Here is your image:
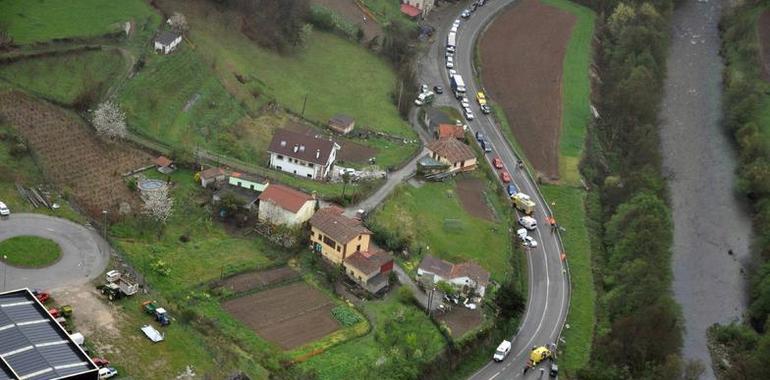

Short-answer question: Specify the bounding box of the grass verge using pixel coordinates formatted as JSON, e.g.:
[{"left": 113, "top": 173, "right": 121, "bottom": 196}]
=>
[{"left": 0, "top": 236, "right": 61, "bottom": 267}]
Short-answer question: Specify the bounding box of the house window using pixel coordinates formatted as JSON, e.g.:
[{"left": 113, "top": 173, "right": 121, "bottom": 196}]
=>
[
  {"left": 309, "top": 163, "right": 314, "bottom": 168},
  {"left": 293, "top": 170, "right": 297, "bottom": 174},
  {"left": 358, "top": 235, "right": 362, "bottom": 240},
  {"left": 276, "top": 165, "right": 282, "bottom": 170},
  {"left": 336, "top": 246, "right": 341, "bottom": 252},
  {"left": 250, "top": 184, "right": 254, "bottom": 190},
  {"left": 277, "top": 155, "right": 283, "bottom": 160},
  {"left": 307, "top": 174, "right": 312, "bottom": 178},
  {"left": 323, "top": 236, "right": 336, "bottom": 248},
  {"left": 310, "top": 231, "right": 315, "bottom": 237},
  {"left": 461, "top": 160, "right": 465, "bottom": 167},
  {"left": 237, "top": 181, "right": 242, "bottom": 187},
  {"left": 454, "top": 162, "right": 459, "bottom": 167},
  {"left": 356, "top": 244, "right": 361, "bottom": 252}
]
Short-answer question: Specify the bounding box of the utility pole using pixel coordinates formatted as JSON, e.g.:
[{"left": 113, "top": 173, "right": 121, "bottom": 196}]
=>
[
  {"left": 2, "top": 255, "right": 7, "bottom": 292},
  {"left": 301, "top": 94, "right": 309, "bottom": 117},
  {"left": 426, "top": 284, "right": 435, "bottom": 316},
  {"left": 102, "top": 210, "right": 108, "bottom": 237},
  {"left": 397, "top": 81, "right": 403, "bottom": 113}
]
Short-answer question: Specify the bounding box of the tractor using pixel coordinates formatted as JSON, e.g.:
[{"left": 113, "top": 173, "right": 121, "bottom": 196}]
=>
[
  {"left": 142, "top": 300, "right": 170, "bottom": 326},
  {"left": 48, "top": 305, "right": 73, "bottom": 318}
]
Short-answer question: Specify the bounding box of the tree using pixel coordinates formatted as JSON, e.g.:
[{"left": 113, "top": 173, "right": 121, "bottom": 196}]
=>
[
  {"left": 142, "top": 187, "right": 174, "bottom": 224},
  {"left": 168, "top": 12, "right": 189, "bottom": 33},
  {"left": 91, "top": 101, "right": 127, "bottom": 139},
  {"left": 495, "top": 280, "right": 525, "bottom": 320}
]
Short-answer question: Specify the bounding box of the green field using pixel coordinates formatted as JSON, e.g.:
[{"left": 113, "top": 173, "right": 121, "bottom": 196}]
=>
[
  {"left": 369, "top": 174, "right": 511, "bottom": 280},
  {"left": 0, "top": 236, "right": 61, "bottom": 267},
  {"left": 360, "top": 0, "right": 415, "bottom": 24},
  {"left": 541, "top": 0, "right": 595, "bottom": 185},
  {"left": 299, "top": 293, "right": 445, "bottom": 379},
  {"left": 0, "top": 50, "right": 127, "bottom": 105},
  {"left": 0, "top": 0, "right": 158, "bottom": 44},
  {"left": 541, "top": 185, "right": 594, "bottom": 373}
]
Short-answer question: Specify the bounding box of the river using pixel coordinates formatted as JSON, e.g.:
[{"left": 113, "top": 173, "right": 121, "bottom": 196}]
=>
[{"left": 659, "top": 0, "right": 753, "bottom": 378}]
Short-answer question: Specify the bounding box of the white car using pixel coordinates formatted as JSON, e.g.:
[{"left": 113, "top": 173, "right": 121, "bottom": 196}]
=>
[
  {"left": 420, "top": 84, "right": 428, "bottom": 93},
  {"left": 460, "top": 97, "right": 470, "bottom": 109},
  {"left": 446, "top": 56, "right": 454, "bottom": 69},
  {"left": 0, "top": 202, "right": 9, "bottom": 216},
  {"left": 518, "top": 216, "right": 537, "bottom": 230},
  {"left": 461, "top": 9, "right": 471, "bottom": 18},
  {"left": 493, "top": 340, "right": 512, "bottom": 362},
  {"left": 522, "top": 235, "right": 538, "bottom": 248},
  {"left": 451, "top": 25, "right": 458, "bottom": 33},
  {"left": 453, "top": 19, "right": 461, "bottom": 27},
  {"left": 448, "top": 69, "right": 457, "bottom": 79},
  {"left": 98, "top": 367, "right": 118, "bottom": 379},
  {"left": 446, "top": 45, "right": 456, "bottom": 54},
  {"left": 464, "top": 107, "right": 475, "bottom": 121}
]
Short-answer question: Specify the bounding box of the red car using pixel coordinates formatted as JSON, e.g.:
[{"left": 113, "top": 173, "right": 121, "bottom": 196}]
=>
[
  {"left": 500, "top": 171, "right": 511, "bottom": 183},
  {"left": 492, "top": 157, "right": 503, "bottom": 169},
  {"left": 91, "top": 358, "right": 110, "bottom": 368}
]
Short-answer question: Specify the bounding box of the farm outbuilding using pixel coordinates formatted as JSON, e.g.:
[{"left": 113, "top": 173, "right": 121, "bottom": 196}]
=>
[
  {"left": 328, "top": 114, "right": 356, "bottom": 135},
  {"left": 199, "top": 167, "right": 227, "bottom": 188},
  {"left": 0, "top": 289, "right": 99, "bottom": 380},
  {"left": 154, "top": 31, "right": 182, "bottom": 54},
  {"left": 257, "top": 184, "right": 316, "bottom": 227}
]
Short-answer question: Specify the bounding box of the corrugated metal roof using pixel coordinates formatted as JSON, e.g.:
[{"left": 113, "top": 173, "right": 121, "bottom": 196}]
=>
[{"left": 0, "top": 289, "right": 98, "bottom": 380}]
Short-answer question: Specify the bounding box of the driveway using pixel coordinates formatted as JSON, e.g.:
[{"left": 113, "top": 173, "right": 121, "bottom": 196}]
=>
[{"left": 0, "top": 213, "right": 111, "bottom": 291}]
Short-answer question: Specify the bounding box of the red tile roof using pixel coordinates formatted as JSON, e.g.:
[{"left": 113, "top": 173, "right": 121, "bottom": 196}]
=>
[
  {"left": 418, "top": 255, "right": 490, "bottom": 286},
  {"left": 427, "top": 137, "right": 475, "bottom": 163},
  {"left": 400, "top": 3, "right": 421, "bottom": 17},
  {"left": 258, "top": 184, "right": 314, "bottom": 213},
  {"left": 345, "top": 246, "right": 393, "bottom": 276},
  {"left": 310, "top": 207, "right": 371, "bottom": 243},
  {"left": 154, "top": 155, "right": 173, "bottom": 167},
  {"left": 437, "top": 124, "right": 465, "bottom": 139},
  {"left": 200, "top": 167, "right": 226, "bottom": 180}
]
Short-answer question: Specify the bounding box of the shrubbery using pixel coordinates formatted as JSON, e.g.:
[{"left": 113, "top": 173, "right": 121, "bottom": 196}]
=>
[{"left": 330, "top": 305, "right": 362, "bottom": 327}]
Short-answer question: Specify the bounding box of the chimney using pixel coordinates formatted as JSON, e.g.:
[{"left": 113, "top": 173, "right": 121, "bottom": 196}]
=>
[
  {"left": 299, "top": 145, "right": 305, "bottom": 152},
  {"left": 316, "top": 149, "right": 320, "bottom": 159},
  {"left": 293, "top": 144, "right": 298, "bottom": 153},
  {"left": 280, "top": 140, "right": 286, "bottom": 147}
]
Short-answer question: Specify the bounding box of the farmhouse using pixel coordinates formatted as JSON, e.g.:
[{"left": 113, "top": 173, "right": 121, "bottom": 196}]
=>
[
  {"left": 417, "top": 255, "right": 491, "bottom": 297},
  {"left": 436, "top": 123, "right": 466, "bottom": 140},
  {"left": 309, "top": 207, "right": 393, "bottom": 293},
  {"left": 267, "top": 129, "right": 340, "bottom": 180},
  {"left": 426, "top": 137, "right": 477, "bottom": 172},
  {"left": 0, "top": 288, "right": 100, "bottom": 380},
  {"left": 257, "top": 184, "right": 316, "bottom": 227},
  {"left": 154, "top": 31, "right": 182, "bottom": 54},
  {"left": 328, "top": 114, "right": 356, "bottom": 135},
  {"left": 199, "top": 167, "right": 227, "bottom": 188}
]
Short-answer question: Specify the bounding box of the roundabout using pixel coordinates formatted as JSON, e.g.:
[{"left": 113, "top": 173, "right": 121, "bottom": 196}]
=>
[{"left": 0, "top": 235, "right": 62, "bottom": 268}]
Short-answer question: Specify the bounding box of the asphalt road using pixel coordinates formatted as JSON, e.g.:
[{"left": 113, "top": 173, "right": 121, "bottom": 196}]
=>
[
  {"left": 415, "top": 1, "right": 571, "bottom": 379},
  {"left": 660, "top": 0, "right": 752, "bottom": 377},
  {"left": 0, "top": 213, "right": 110, "bottom": 291}
]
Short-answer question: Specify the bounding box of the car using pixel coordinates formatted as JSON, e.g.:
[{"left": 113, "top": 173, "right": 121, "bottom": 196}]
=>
[
  {"left": 479, "top": 139, "right": 492, "bottom": 153},
  {"left": 464, "top": 107, "right": 475, "bottom": 121},
  {"left": 446, "top": 45, "right": 456, "bottom": 54},
  {"left": 0, "top": 201, "right": 9, "bottom": 216},
  {"left": 550, "top": 363, "right": 559, "bottom": 377},
  {"left": 460, "top": 97, "right": 470, "bottom": 109},
  {"left": 461, "top": 9, "right": 471, "bottom": 18},
  {"left": 98, "top": 367, "right": 118, "bottom": 379},
  {"left": 522, "top": 235, "right": 538, "bottom": 248},
  {"left": 450, "top": 24, "right": 458, "bottom": 33},
  {"left": 500, "top": 171, "right": 511, "bottom": 183},
  {"left": 448, "top": 68, "right": 457, "bottom": 79},
  {"left": 480, "top": 104, "right": 492, "bottom": 114},
  {"left": 91, "top": 358, "right": 110, "bottom": 368},
  {"left": 446, "top": 56, "right": 454, "bottom": 69},
  {"left": 470, "top": 3, "right": 478, "bottom": 11},
  {"left": 475, "top": 131, "right": 484, "bottom": 142},
  {"left": 493, "top": 340, "right": 512, "bottom": 362},
  {"left": 517, "top": 228, "right": 528, "bottom": 239},
  {"left": 492, "top": 156, "right": 503, "bottom": 169},
  {"left": 507, "top": 183, "right": 519, "bottom": 196},
  {"left": 434, "top": 85, "right": 444, "bottom": 94},
  {"left": 420, "top": 84, "right": 428, "bottom": 93},
  {"left": 476, "top": 91, "right": 487, "bottom": 106},
  {"left": 446, "top": 49, "right": 454, "bottom": 58},
  {"left": 453, "top": 19, "right": 461, "bottom": 27},
  {"left": 519, "top": 216, "right": 538, "bottom": 230},
  {"left": 464, "top": 302, "right": 477, "bottom": 310}
]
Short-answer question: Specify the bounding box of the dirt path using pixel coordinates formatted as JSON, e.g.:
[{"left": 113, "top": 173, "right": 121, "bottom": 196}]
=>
[
  {"left": 758, "top": 9, "right": 770, "bottom": 81},
  {"left": 479, "top": 0, "right": 576, "bottom": 179},
  {"left": 660, "top": 0, "right": 753, "bottom": 377}
]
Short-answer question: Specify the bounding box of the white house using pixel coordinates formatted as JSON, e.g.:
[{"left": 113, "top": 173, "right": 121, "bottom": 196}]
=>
[
  {"left": 267, "top": 129, "right": 340, "bottom": 180},
  {"left": 228, "top": 172, "right": 269, "bottom": 192},
  {"left": 257, "top": 184, "right": 316, "bottom": 226},
  {"left": 417, "top": 255, "right": 490, "bottom": 297},
  {"left": 154, "top": 31, "right": 182, "bottom": 54}
]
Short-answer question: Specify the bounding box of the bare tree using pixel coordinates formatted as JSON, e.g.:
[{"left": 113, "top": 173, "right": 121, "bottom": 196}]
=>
[
  {"left": 168, "top": 12, "right": 189, "bottom": 33},
  {"left": 142, "top": 187, "right": 174, "bottom": 224},
  {"left": 91, "top": 101, "right": 127, "bottom": 139}
]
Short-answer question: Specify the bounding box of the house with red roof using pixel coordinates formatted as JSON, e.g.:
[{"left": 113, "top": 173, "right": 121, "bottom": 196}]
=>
[
  {"left": 257, "top": 184, "right": 316, "bottom": 226},
  {"left": 417, "top": 255, "right": 491, "bottom": 297}
]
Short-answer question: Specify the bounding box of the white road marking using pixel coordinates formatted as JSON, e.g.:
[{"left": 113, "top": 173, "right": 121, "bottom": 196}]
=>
[{"left": 489, "top": 371, "right": 501, "bottom": 380}]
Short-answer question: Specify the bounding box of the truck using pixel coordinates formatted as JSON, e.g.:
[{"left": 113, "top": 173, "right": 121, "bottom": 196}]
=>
[
  {"left": 493, "top": 340, "right": 512, "bottom": 362},
  {"left": 451, "top": 74, "right": 466, "bottom": 98},
  {"left": 98, "top": 271, "right": 139, "bottom": 300},
  {"left": 512, "top": 193, "right": 536, "bottom": 215},
  {"left": 447, "top": 32, "right": 456, "bottom": 49},
  {"left": 142, "top": 300, "right": 171, "bottom": 326},
  {"left": 414, "top": 91, "right": 435, "bottom": 106}
]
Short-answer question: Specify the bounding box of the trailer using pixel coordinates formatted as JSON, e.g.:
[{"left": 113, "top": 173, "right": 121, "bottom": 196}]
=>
[
  {"left": 98, "top": 271, "right": 139, "bottom": 300},
  {"left": 451, "top": 74, "right": 466, "bottom": 98},
  {"left": 447, "top": 32, "right": 457, "bottom": 48}
]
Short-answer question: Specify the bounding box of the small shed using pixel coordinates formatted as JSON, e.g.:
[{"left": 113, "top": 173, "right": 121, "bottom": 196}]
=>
[
  {"left": 154, "top": 31, "right": 182, "bottom": 54},
  {"left": 328, "top": 114, "right": 356, "bottom": 135},
  {"left": 154, "top": 156, "right": 175, "bottom": 174},
  {"left": 199, "top": 167, "right": 227, "bottom": 188}
]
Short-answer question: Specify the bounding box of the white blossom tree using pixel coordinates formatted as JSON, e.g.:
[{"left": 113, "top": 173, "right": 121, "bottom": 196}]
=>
[
  {"left": 91, "top": 101, "right": 127, "bottom": 139},
  {"left": 168, "top": 12, "right": 189, "bottom": 33},
  {"left": 142, "top": 187, "right": 174, "bottom": 224}
]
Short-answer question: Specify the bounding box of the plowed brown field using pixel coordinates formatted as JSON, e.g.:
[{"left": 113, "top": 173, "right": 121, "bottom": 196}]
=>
[{"left": 479, "top": 0, "right": 576, "bottom": 178}]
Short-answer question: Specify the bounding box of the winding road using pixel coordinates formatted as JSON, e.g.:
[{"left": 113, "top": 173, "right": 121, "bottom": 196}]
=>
[
  {"left": 0, "top": 213, "right": 110, "bottom": 291},
  {"left": 413, "top": 1, "right": 571, "bottom": 378}
]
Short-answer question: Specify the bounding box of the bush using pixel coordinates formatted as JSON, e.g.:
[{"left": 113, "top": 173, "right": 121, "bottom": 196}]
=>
[
  {"left": 330, "top": 305, "right": 362, "bottom": 327},
  {"left": 307, "top": 5, "right": 359, "bottom": 41}
]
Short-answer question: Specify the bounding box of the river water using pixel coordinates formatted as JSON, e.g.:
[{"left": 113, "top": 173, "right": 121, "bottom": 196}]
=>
[{"left": 659, "top": 0, "right": 753, "bottom": 378}]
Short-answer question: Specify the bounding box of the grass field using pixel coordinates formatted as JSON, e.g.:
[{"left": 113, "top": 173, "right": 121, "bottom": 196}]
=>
[
  {"left": 0, "top": 236, "right": 61, "bottom": 267},
  {"left": 0, "top": 49, "right": 127, "bottom": 105},
  {"left": 158, "top": 0, "right": 414, "bottom": 139},
  {"left": 0, "top": 0, "right": 158, "bottom": 44},
  {"left": 541, "top": 0, "right": 595, "bottom": 185},
  {"left": 299, "top": 293, "right": 445, "bottom": 379},
  {"left": 360, "top": 0, "right": 415, "bottom": 25},
  {"left": 369, "top": 174, "right": 511, "bottom": 280},
  {"left": 541, "top": 184, "right": 594, "bottom": 374}
]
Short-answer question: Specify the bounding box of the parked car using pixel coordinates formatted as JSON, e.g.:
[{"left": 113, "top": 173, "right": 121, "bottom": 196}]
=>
[
  {"left": 500, "top": 171, "right": 511, "bottom": 183},
  {"left": 507, "top": 183, "right": 519, "bottom": 196},
  {"left": 480, "top": 104, "right": 492, "bottom": 114},
  {"left": 446, "top": 45, "right": 456, "bottom": 54},
  {"left": 492, "top": 156, "right": 503, "bottom": 169},
  {"left": 420, "top": 84, "right": 428, "bottom": 93},
  {"left": 0, "top": 201, "right": 9, "bottom": 216},
  {"left": 446, "top": 56, "right": 454, "bottom": 69},
  {"left": 475, "top": 131, "right": 484, "bottom": 142},
  {"left": 450, "top": 24, "right": 458, "bottom": 33},
  {"left": 446, "top": 50, "right": 454, "bottom": 59},
  {"left": 448, "top": 68, "right": 457, "bottom": 79},
  {"left": 98, "top": 367, "right": 118, "bottom": 379},
  {"left": 453, "top": 19, "right": 461, "bottom": 27},
  {"left": 91, "top": 358, "right": 110, "bottom": 368},
  {"left": 550, "top": 363, "right": 559, "bottom": 377},
  {"left": 461, "top": 9, "right": 471, "bottom": 18},
  {"left": 480, "top": 139, "right": 492, "bottom": 153},
  {"left": 434, "top": 85, "right": 444, "bottom": 94},
  {"left": 460, "top": 96, "right": 470, "bottom": 109},
  {"left": 464, "top": 107, "right": 475, "bottom": 121},
  {"left": 493, "top": 340, "right": 512, "bottom": 362},
  {"left": 518, "top": 216, "right": 537, "bottom": 230},
  {"left": 522, "top": 235, "right": 538, "bottom": 248},
  {"left": 476, "top": 91, "right": 487, "bottom": 105}
]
